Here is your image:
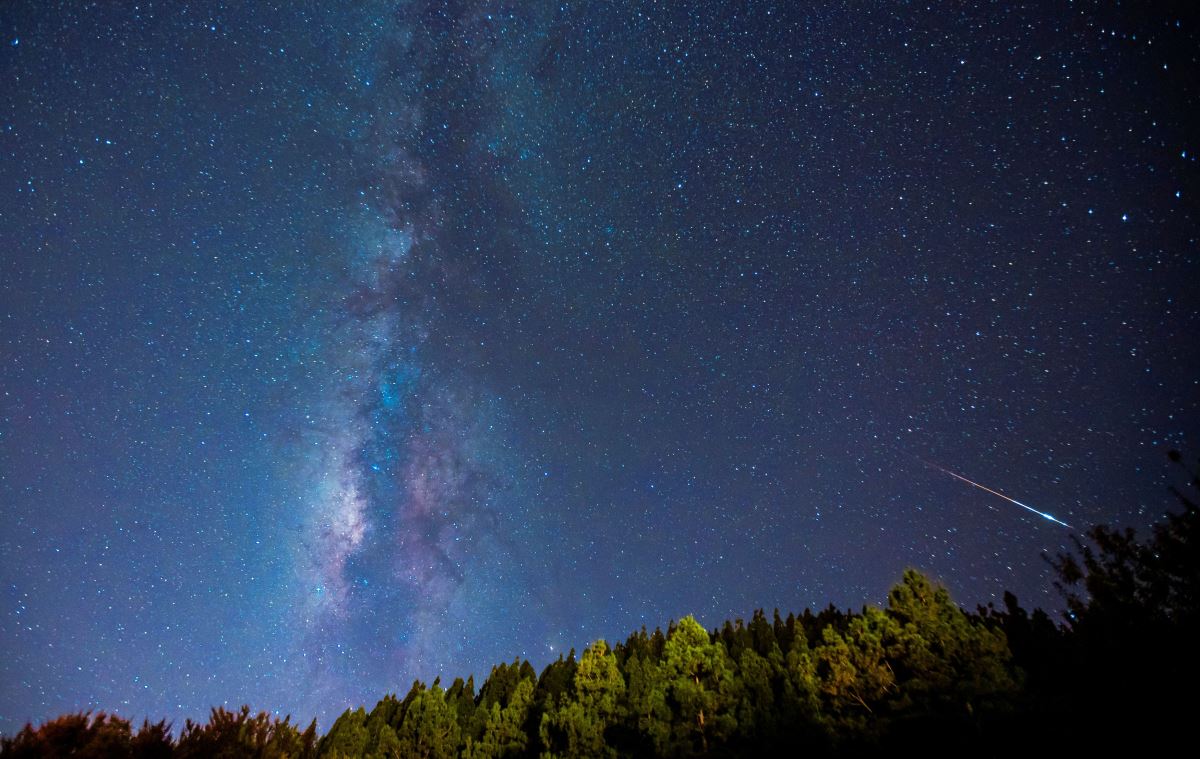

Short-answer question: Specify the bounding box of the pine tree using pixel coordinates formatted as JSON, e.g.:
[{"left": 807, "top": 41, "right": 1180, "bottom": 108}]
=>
[
  {"left": 618, "top": 651, "right": 671, "bottom": 755},
  {"left": 395, "top": 683, "right": 461, "bottom": 759},
  {"left": 813, "top": 609, "right": 897, "bottom": 731},
  {"left": 661, "top": 615, "right": 738, "bottom": 755},
  {"left": 886, "top": 569, "right": 1017, "bottom": 716},
  {"left": 318, "top": 707, "right": 369, "bottom": 758},
  {"left": 464, "top": 678, "right": 533, "bottom": 759},
  {"left": 539, "top": 640, "right": 626, "bottom": 758}
]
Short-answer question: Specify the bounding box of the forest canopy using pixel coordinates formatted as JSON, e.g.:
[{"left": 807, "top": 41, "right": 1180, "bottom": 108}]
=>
[{"left": 4, "top": 453, "right": 1197, "bottom": 757}]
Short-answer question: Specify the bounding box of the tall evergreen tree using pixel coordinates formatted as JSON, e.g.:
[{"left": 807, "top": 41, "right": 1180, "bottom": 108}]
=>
[
  {"left": 318, "top": 707, "right": 369, "bottom": 759},
  {"left": 886, "top": 569, "right": 1018, "bottom": 716},
  {"left": 395, "top": 683, "right": 461, "bottom": 759},
  {"left": 813, "top": 609, "right": 897, "bottom": 731},
  {"left": 540, "top": 640, "right": 625, "bottom": 758},
  {"left": 464, "top": 678, "right": 533, "bottom": 759},
  {"left": 660, "top": 616, "right": 737, "bottom": 755}
]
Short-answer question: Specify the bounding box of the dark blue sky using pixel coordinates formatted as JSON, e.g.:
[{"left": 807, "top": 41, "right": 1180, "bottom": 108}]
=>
[{"left": 2, "top": 0, "right": 1197, "bottom": 734}]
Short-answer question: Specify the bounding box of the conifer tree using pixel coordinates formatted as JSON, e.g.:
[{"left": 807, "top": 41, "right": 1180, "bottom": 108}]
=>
[
  {"left": 395, "top": 683, "right": 460, "bottom": 759},
  {"left": 318, "top": 707, "right": 369, "bottom": 758},
  {"left": 886, "top": 569, "right": 1017, "bottom": 715},
  {"left": 661, "top": 615, "right": 737, "bottom": 755},
  {"left": 464, "top": 678, "right": 533, "bottom": 759},
  {"left": 619, "top": 649, "right": 671, "bottom": 755},
  {"left": 814, "top": 612, "right": 896, "bottom": 730},
  {"left": 540, "top": 640, "right": 625, "bottom": 758}
]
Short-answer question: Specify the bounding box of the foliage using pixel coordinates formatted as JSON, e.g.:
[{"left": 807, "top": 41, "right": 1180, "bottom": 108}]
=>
[
  {"left": 0, "top": 712, "right": 172, "bottom": 759},
  {"left": 395, "top": 682, "right": 460, "bottom": 759},
  {"left": 5, "top": 453, "right": 1196, "bottom": 755},
  {"left": 175, "top": 706, "right": 316, "bottom": 759},
  {"left": 539, "top": 640, "right": 624, "bottom": 758},
  {"left": 1050, "top": 450, "right": 1199, "bottom": 633},
  {"left": 464, "top": 678, "right": 532, "bottom": 759}
]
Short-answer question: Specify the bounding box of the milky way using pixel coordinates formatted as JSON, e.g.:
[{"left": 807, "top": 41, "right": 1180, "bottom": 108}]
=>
[{"left": 289, "top": 2, "right": 551, "bottom": 710}]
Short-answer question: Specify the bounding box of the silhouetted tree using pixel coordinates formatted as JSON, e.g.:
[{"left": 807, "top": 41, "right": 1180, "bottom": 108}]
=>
[
  {"left": 176, "top": 705, "right": 314, "bottom": 759},
  {"left": 1040, "top": 450, "right": 1200, "bottom": 748}
]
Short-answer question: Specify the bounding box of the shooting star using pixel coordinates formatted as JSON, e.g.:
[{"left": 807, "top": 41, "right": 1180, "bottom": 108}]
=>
[{"left": 922, "top": 460, "right": 1071, "bottom": 528}]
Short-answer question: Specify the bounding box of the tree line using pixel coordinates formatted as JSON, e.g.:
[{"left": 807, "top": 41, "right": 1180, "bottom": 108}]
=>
[{"left": 4, "top": 451, "right": 1197, "bottom": 757}]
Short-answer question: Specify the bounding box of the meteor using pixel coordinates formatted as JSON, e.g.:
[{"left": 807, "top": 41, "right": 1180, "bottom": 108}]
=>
[{"left": 922, "top": 460, "right": 1071, "bottom": 528}]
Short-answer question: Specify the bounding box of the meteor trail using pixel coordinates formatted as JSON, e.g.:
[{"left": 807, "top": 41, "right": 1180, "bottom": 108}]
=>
[{"left": 922, "top": 460, "right": 1072, "bottom": 528}]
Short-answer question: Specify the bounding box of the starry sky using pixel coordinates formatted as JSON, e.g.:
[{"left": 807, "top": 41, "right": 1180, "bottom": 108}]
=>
[{"left": 1, "top": 0, "right": 1197, "bottom": 735}]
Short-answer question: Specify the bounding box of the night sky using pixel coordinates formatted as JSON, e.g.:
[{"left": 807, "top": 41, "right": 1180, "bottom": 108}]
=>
[{"left": 2, "top": 0, "right": 1197, "bottom": 735}]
